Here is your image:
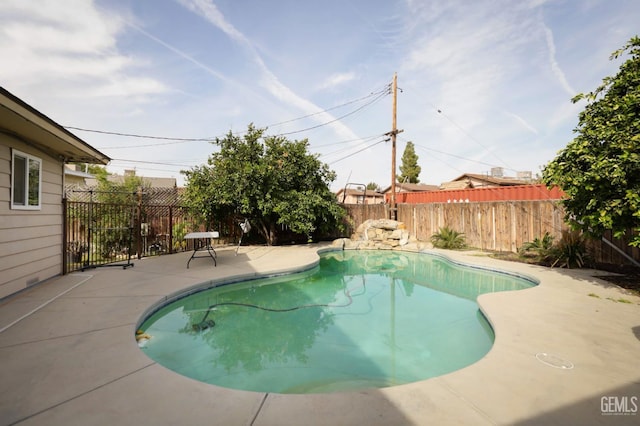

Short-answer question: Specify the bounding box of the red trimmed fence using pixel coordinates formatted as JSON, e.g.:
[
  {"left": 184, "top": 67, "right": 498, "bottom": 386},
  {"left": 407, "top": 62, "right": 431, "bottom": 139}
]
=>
[
  {"left": 388, "top": 184, "right": 564, "bottom": 204},
  {"left": 342, "top": 201, "right": 639, "bottom": 267}
]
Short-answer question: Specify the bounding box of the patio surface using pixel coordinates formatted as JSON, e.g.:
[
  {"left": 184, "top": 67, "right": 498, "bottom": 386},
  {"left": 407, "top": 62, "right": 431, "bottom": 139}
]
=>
[{"left": 1, "top": 244, "right": 639, "bottom": 425}]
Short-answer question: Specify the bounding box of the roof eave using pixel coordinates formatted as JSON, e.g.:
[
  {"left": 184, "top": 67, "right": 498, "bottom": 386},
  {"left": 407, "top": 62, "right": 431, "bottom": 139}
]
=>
[{"left": 0, "top": 87, "right": 110, "bottom": 165}]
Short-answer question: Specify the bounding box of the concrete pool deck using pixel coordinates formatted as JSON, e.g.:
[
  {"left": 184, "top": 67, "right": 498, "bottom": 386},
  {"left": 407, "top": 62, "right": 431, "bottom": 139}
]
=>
[{"left": 1, "top": 244, "right": 639, "bottom": 425}]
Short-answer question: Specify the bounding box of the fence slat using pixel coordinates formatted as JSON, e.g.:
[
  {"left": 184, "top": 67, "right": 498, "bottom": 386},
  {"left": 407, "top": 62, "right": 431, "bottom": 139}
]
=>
[
  {"left": 344, "top": 201, "right": 638, "bottom": 266},
  {"left": 64, "top": 195, "right": 208, "bottom": 274}
]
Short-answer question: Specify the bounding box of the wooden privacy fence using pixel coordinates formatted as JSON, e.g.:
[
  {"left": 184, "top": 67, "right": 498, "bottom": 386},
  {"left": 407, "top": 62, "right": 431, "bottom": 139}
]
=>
[
  {"left": 342, "top": 201, "right": 639, "bottom": 266},
  {"left": 343, "top": 203, "right": 388, "bottom": 233},
  {"left": 396, "top": 201, "right": 565, "bottom": 252}
]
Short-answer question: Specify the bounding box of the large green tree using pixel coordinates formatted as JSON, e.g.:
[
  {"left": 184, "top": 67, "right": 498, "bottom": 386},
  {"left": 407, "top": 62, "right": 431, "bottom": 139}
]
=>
[
  {"left": 68, "top": 163, "right": 144, "bottom": 203},
  {"left": 398, "top": 141, "right": 421, "bottom": 183},
  {"left": 542, "top": 36, "right": 640, "bottom": 246},
  {"left": 182, "top": 125, "right": 346, "bottom": 245},
  {"left": 366, "top": 182, "right": 380, "bottom": 192}
]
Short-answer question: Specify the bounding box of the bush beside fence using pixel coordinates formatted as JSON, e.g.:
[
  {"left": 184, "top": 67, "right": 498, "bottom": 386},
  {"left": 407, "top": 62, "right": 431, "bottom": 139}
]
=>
[{"left": 343, "top": 201, "right": 639, "bottom": 267}]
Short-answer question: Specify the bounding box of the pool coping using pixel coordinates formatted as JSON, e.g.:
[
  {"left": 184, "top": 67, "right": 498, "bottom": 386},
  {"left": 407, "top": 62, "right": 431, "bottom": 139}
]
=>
[
  {"left": 1, "top": 244, "right": 639, "bottom": 425},
  {"left": 136, "top": 247, "right": 527, "bottom": 393}
]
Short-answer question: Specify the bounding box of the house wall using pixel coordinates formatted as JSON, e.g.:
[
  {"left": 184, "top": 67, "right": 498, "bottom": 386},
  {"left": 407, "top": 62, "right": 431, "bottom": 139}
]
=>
[
  {"left": 0, "top": 135, "right": 64, "bottom": 299},
  {"left": 340, "top": 194, "right": 383, "bottom": 204}
]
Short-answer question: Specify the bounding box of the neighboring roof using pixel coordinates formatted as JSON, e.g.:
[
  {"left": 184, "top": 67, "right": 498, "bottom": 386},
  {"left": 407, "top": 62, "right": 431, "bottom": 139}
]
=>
[
  {"left": 0, "top": 87, "right": 110, "bottom": 164},
  {"left": 336, "top": 188, "right": 384, "bottom": 203},
  {"left": 85, "top": 174, "right": 177, "bottom": 188},
  {"left": 381, "top": 183, "right": 440, "bottom": 193},
  {"left": 447, "top": 173, "right": 528, "bottom": 187},
  {"left": 335, "top": 188, "right": 383, "bottom": 196},
  {"left": 138, "top": 176, "right": 176, "bottom": 188},
  {"left": 440, "top": 180, "right": 473, "bottom": 190}
]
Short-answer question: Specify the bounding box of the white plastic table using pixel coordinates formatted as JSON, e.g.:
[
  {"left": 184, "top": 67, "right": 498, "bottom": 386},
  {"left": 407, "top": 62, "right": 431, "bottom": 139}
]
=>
[{"left": 184, "top": 231, "right": 219, "bottom": 268}]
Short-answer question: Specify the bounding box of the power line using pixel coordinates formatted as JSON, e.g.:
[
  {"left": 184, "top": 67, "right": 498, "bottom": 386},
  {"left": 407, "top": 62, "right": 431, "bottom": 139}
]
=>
[
  {"left": 65, "top": 127, "right": 215, "bottom": 142},
  {"left": 268, "top": 85, "right": 390, "bottom": 128},
  {"left": 318, "top": 135, "right": 382, "bottom": 160},
  {"left": 106, "top": 133, "right": 386, "bottom": 172},
  {"left": 97, "top": 139, "right": 214, "bottom": 150},
  {"left": 110, "top": 158, "right": 196, "bottom": 168},
  {"left": 433, "top": 107, "right": 512, "bottom": 169},
  {"left": 327, "top": 138, "right": 388, "bottom": 165},
  {"left": 275, "top": 90, "right": 389, "bottom": 137},
  {"left": 65, "top": 86, "right": 390, "bottom": 148},
  {"left": 407, "top": 137, "right": 561, "bottom": 213},
  {"left": 107, "top": 165, "right": 184, "bottom": 174},
  {"left": 311, "top": 133, "right": 387, "bottom": 149},
  {"left": 399, "top": 83, "right": 520, "bottom": 172},
  {"left": 411, "top": 141, "right": 502, "bottom": 170},
  {"left": 104, "top": 132, "right": 387, "bottom": 151},
  {"left": 405, "top": 90, "right": 516, "bottom": 171}
]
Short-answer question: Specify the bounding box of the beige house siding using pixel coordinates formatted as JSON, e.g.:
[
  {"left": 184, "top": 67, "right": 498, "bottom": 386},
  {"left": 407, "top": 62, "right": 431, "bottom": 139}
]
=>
[{"left": 0, "top": 135, "right": 64, "bottom": 299}]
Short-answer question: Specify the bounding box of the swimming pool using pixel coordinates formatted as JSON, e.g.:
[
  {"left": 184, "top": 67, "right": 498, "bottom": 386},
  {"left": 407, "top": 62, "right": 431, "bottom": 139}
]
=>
[{"left": 138, "top": 250, "right": 536, "bottom": 394}]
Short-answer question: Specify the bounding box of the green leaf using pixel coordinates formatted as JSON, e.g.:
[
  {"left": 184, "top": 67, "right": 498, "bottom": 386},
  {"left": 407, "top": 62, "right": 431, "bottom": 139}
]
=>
[
  {"left": 542, "top": 36, "right": 640, "bottom": 247},
  {"left": 181, "top": 125, "right": 346, "bottom": 244}
]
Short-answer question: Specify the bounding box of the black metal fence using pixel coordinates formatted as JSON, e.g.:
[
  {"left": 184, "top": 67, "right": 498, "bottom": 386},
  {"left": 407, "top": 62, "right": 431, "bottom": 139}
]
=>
[
  {"left": 62, "top": 185, "right": 348, "bottom": 274},
  {"left": 63, "top": 187, "right": 211, "bottom": 274},
  {"left": 64, "top": 199, "right": 135, "bottom": 272}
]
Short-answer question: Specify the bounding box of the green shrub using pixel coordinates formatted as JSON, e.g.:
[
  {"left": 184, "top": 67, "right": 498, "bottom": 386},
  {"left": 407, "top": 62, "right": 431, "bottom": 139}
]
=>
[
  {"left": 519, "top": 232, "right": 554, "bottom": 261},
  {"left": 172, "top": 222, "right": 188, "bottom": 252},
  {"left": 519, "top": 230, "right": 589, "bottom": 268},
  {"left": 431, "top": 227, "right": 466, "bottom": 249},
  {"left": 550, "top": 230, "right": 589, "bottom": 269}
]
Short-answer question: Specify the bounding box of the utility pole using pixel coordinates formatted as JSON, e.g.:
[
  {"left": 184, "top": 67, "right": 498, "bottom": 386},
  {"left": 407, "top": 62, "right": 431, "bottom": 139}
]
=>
[{"left": 387, "top": 73, "right": 403, "bottom": 220}]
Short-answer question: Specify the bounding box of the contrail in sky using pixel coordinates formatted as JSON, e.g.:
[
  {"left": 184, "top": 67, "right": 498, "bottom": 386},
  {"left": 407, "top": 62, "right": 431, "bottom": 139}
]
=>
[{"left": 176, "top": 0, "right": 362, "bottom": 142}]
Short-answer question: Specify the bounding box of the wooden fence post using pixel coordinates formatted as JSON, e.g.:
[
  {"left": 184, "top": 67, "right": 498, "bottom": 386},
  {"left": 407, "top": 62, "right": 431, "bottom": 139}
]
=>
[{"left": 342, "top": 201, "right": 636, "bottom": 264}]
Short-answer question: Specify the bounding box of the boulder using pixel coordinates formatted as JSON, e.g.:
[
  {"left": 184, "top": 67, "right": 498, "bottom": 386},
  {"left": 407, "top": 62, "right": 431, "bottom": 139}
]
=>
[{"left": 341, "top": 219, "right": 411, "bottom": 250}]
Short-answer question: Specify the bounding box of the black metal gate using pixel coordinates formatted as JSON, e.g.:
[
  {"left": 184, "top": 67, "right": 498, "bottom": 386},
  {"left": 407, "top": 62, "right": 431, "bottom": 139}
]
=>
[
  {"left": 63, "top": 187, "right": 211, "bottom": 274},
  {"left": 64, "top": 190, "right": 135, "bottom": 272}
]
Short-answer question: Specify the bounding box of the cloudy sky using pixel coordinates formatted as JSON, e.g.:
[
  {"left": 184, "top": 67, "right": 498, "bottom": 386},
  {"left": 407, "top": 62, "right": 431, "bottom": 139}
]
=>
[{"left": 1, "top": 0, "right": 638, "bottom": 190}]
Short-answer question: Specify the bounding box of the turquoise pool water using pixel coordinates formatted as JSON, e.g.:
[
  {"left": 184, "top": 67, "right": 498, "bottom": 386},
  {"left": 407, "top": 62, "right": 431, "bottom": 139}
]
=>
[{"left": 139, "top": 250, "right": 536, "bottom": 394}]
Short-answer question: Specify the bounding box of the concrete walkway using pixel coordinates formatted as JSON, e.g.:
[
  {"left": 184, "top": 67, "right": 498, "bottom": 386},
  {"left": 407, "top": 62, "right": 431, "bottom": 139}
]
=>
[{"left": 0, "top": 245, "right": 638, "bottom": 425}]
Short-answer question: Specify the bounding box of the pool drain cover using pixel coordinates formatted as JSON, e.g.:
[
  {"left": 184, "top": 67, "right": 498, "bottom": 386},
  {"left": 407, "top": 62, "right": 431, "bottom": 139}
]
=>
[{"left": 535, "top": 352, "right": 574, "bottom": 369}]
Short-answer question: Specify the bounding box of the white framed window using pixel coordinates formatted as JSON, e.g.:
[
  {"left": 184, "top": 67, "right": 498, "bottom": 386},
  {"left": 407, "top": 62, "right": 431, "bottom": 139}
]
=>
[{"left": 11, "top": 149, "right": 42, "bottom": 210}]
